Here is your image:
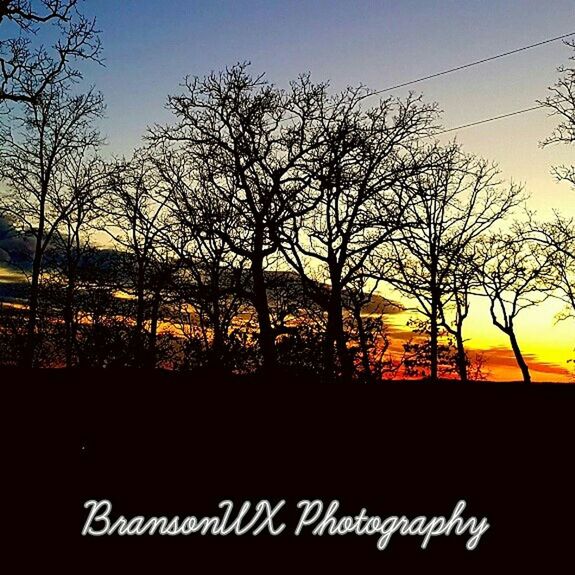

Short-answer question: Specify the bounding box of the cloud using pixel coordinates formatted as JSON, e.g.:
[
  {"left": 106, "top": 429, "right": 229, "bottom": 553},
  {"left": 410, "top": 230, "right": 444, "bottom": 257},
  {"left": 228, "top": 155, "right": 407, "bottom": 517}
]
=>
[{"left": 0, "top": 216, "right": 34, "bottom": 266}]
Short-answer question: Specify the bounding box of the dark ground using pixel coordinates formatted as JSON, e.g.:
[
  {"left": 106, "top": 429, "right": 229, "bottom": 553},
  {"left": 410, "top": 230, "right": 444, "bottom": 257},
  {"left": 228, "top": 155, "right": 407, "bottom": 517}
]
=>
[{"left": 11, "top": 368, "right": 575, "bottom": 572}]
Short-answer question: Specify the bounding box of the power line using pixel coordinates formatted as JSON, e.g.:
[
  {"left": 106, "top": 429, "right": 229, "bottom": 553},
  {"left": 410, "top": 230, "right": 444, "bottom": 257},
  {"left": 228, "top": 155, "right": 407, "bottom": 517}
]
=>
[
  {"left": 332, "top": 32, "right": 572, "bottom": 133},
  {"left": 437, "top": 104, "right": 545, "bottom": 135},
  {"left": 368, "top": 32, "right": 574, "bottom": 97},
  {"left": 268, "top": 32, "right": 572, "bottom": 131}
]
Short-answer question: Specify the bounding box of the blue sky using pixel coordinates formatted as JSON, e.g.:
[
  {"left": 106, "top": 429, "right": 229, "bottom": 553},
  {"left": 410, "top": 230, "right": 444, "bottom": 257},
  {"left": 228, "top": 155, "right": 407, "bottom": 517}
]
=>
[{"left": 78, "top": 0, "right": 574, "bottom": 218}]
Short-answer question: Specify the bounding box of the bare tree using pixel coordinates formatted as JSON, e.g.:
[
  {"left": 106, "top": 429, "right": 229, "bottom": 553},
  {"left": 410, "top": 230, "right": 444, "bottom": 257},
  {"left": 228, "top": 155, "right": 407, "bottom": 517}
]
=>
[
  {"left": 150, "top": 63, "right": 327, "bottom": 373},
  {"left": 42, "top": 151, "right": 107, "bottom": 366},
  {"left": 151, "top": 145, "right": 249, "bottom": 369},
  {"left": 281, "top": 87, "right": 439, "bottom": 381},
  {"left": 526, "top": 213, "right": 575, "bottom": 321},
  {"left": 0, "top": 0, "right": 101, "bottom": 105},
  {"left": 342, "top": 274, "right": 394, "bottom": 382},
  {"left": 438, "top": 246, "right": 479, "bottom": 382},
  {"left": 376, "top": 144, "right": 524, "bottom": 381},
  {"left": 539, "top": 39, "right": 575, "bottom": 188},
  {"left": 0, "top": 81, "right": 104, "bottom": 366},
  {"left": 475, "top": 231, "right": 555, "bottom": 384},
  {"left": 102, "top": 150, "right": 174, "bottom": 368}
]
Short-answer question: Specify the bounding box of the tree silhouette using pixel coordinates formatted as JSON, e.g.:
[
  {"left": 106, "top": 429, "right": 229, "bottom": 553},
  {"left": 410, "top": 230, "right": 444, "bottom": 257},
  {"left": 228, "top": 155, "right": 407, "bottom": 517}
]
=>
[
  {"left": 438, "top": 248, "right": 477, "bottom": 382},
  {"left": 401, "top": 317, "right": 459, "bottom": 379},
  {"left": 102, "top": 151, "right": 174, "bottom": 368},
  {"left": 281, "top": 86, "right": 438, "bottom": 381},
  {"left": 342, "top": 275, "right": 393, "bottom": 382},
  {"left": 0, "top": 81, "right": 104, "bottom": 366},
  {"left": 475, "top": 231, "right": 554, "bottom": 384},
  {"left": 0, "top": 50, "right": 570, "bottom": 382},
  {"left": 151, "top": 144, "right": 250, "bottom": 370},
  {"left": 40, "top": 152, "right": 107, "bottom": 366},
  {"left": 150, "top": 63, "right": 327, "bottom": 373},
  {"left": 72, "top": 250, "right": 135, "bottom": 368},
  {"left": 374, "top": 144, "right": 524, "bottom": 381}
]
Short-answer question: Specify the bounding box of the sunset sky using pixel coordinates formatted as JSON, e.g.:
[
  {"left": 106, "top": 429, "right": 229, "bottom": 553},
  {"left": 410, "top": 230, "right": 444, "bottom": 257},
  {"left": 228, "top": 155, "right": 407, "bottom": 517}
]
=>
[{"left": 78, "top": 1, "right": 574, "bottom": 380}]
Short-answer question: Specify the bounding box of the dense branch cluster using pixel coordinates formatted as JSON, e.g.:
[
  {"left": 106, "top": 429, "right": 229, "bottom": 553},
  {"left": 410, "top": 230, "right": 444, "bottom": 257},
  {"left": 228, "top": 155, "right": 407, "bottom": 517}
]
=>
[
  {"left": 0, "top": 0, "right": 101, "bottom": 105},
  {"left": 540, "top": 39, "right": 575, "bottom": 189}
]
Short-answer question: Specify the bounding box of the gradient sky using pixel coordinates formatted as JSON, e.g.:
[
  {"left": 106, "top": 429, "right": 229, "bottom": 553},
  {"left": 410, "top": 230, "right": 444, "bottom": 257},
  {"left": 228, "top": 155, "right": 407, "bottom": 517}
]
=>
[{"left": 77, "top": 0, "right": 574, "bottom": 380}]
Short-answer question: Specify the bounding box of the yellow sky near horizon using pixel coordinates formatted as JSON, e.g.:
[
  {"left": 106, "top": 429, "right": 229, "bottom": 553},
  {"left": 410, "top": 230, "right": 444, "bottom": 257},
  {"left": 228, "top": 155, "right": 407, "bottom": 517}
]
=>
[{"left": 382, "top": 296, "right": 574, "bottom": 382}]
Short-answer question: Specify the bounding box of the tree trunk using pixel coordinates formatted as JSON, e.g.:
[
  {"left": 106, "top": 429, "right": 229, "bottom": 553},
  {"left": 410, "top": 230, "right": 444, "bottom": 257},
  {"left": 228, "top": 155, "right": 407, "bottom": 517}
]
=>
[
  {"left": 508, "top": 328, "right": 531, "bottom": 384},
  {"left": 455, "top": 328, "right": 468, "bottom": 383},
  {"left": 210, "top": 290, "right": 225, "bottom": 368},
  {"left": 211, "top": 320, "right": 225, "bottom": 367},
  {"left": 354, "top": 305, "right": 372, "bottom": 382},
  {"left": 251, "top": 251, "right": 277, "bottom": 373},
  {"left": 22, "top": 252, "right": 42, "bottom": 367},
  {"left": 325, "top": 283, "right": 352, "bottom": 382},
  {"left": 430, "top": 297, "right": 439, "bottom": 382},
  {"left": 209, "top": 269, "right": 225, "bottom": 367},
  {"left": 323, "top": 313, "right": 337, "bottom": 382},
  {"left": 134, "top": 263, "right": 146, "bottom": 367},
  {"left": 21, "top": 205, "right": 46, "bottom": 368},
  {"left": 64, "top": 274, "right": 76, "bottom": 368},
  {"left": 147, "top": 289, "right": 161, "bottom": 369}
]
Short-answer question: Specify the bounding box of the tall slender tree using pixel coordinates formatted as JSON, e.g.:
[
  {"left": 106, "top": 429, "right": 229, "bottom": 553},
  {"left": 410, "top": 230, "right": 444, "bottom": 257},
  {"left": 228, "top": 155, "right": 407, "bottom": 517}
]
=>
[
  {"left": 0, "top": 81, "right": 104, "bottom": 366},
  {"left": 44, "top": 151, "right": 107, "bottom": 367},
  {"left": 475, "top": 231, "right": 555, "bottom": 384},
  {"left": 102, "top": 151, "right": 174, "bottom": 368},
  {"left": 151, "top": 145, "right": 249, "bottom": 369}
]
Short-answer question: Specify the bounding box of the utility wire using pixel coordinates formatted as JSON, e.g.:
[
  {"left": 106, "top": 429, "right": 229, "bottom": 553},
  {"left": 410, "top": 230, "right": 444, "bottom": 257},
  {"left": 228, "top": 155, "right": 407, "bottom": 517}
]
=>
[
  {"left": 437, "top": 104, "right": 546, "bottom": 135},
  {"left": 368, "top": 32, "right": 574, "bottom": 97},
  {"left": 257, "top": 32, "right": 572, "bottom": 132},
  {"left": 276, "top": 32, "right": 573, "bottom": 128},
  {"left": 322, "top": 33, "right": 572, "bottom": 133}
]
